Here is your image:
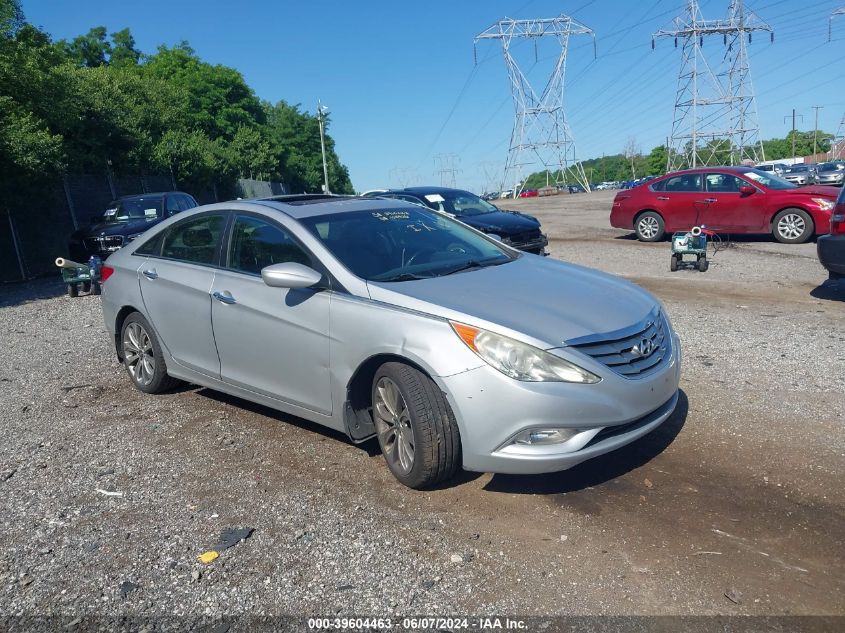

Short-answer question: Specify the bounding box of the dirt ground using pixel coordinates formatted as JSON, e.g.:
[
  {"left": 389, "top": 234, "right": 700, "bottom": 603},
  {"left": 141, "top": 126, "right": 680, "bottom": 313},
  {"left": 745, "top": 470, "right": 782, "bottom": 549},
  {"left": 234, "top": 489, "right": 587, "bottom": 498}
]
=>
[{"left": 1, "top": 190, "right": 843, "bottom": 626}]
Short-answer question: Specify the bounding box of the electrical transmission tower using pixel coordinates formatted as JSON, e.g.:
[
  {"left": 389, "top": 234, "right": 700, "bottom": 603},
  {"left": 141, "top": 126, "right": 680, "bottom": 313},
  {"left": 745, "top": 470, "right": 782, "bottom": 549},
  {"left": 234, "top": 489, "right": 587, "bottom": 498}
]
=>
[
  {"left": 832, "top": 7, "right": 845, "bottom": 41},
  {"left": 653, "top": 0, "right": 772, "bottom": 170},
  {"left": 474, "top": 16, "right": 594, "bottom": 195},
  {"left": 433, "top": 153, "right": 461, "bottom": 188}
]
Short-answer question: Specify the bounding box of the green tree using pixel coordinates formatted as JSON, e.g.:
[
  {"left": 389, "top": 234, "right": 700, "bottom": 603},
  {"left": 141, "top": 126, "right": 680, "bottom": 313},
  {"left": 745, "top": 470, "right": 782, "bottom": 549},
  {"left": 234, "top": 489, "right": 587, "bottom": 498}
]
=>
[
  {"left": 109, "top": 28, "right": 141, "bottom": 66},
  {"left": 62, "top": 26, "right": 111, "bottom": 67}
]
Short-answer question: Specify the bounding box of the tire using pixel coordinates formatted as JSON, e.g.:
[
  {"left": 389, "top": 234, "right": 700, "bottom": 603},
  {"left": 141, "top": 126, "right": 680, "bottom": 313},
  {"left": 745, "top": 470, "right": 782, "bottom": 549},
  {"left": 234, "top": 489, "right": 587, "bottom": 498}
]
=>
[
  {"left": 91, "top": 281, "right": 101, "bottom": 296},
  {"left": 635, "top": 211, "right": 665, "bottom": 242},
  {"left": 698, "top": 258, "right": 709, "bottom": 272},
  {"left": 120, "top": 312, "right": 180, "bottom": 394},
  {"left": 67, "top": 284, "right": 78, "bottom": 298},
  {"left": 371, "top": 362, "right": 461, "bottom": 489},
  {"left": 772, "top": 208, "right": 814, "bottom": 244},
  {"left": 670, "top": 255, "right": 678, "bottom": 272},
  {"left": 81, "top": 281, "right": 91, "bottom": 293}
]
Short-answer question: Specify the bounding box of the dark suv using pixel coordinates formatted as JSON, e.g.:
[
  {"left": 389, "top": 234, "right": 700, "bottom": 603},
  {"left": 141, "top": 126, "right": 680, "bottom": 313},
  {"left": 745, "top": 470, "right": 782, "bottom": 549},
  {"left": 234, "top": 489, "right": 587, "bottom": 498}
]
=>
[
  {"left": 362, "top": 186, "right": 548, "bottom": 254},
  {"left": 68, "top": 192, "right": 198, "bottom": 260}
]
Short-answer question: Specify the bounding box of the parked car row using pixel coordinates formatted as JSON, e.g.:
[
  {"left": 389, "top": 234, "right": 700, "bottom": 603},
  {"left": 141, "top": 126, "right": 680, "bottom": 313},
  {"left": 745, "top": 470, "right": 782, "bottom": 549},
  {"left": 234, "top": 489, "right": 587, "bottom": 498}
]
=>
[{"left": 779, "top": 161, "right": 845, "bottom": 187}]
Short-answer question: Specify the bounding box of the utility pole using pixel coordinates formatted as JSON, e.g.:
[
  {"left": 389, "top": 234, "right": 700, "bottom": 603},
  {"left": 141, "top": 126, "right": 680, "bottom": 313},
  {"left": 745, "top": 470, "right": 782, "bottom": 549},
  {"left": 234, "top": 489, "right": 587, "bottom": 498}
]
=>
[
  {"left": 830, "top": 7, "right": 845, "bottom": 41},
  {"left": 653, "top": 0, "right": 772, "bottom": 170},
  {"left": 784, "top": 109, "right": 803, "bottom": 160},
  {"left": 474, "top": 15, "right": 596, "bottom": 194},
  {"left": 812, "top": 105, "right": 824, "bottom": 158},
  {"left": 317, "top": 100, "right": 330, "bottom": 194}
]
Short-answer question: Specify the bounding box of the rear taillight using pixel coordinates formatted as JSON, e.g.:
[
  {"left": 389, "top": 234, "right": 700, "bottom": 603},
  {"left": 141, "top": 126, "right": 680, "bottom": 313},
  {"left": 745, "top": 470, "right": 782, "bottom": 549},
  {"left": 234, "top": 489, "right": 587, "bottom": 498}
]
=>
[
  {"left": 100, "top": 265, "right": 115, "bottom": 283},
  {"left": 831, "top": 204, "right": 845, "bottom": 235}
]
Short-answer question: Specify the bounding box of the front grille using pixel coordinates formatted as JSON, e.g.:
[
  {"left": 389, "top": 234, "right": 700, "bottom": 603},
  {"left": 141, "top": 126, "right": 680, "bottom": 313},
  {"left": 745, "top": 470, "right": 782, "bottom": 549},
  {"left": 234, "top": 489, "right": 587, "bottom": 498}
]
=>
[
  {"left": 84, "top": 235, "right": 124, "bottom": 252},
  {"left": 505, "top": 229, "right": 542, "bottom": 245},
  {"left": 567, "top": 310, "right": 670, "bottom": 378}
]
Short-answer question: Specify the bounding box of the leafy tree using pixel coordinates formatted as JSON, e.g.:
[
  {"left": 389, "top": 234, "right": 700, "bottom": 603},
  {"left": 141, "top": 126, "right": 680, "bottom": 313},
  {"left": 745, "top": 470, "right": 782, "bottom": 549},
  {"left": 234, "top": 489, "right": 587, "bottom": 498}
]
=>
[
  {"left": 62, "top": 26, "right": 111, "bottom": 67},
  {"left": 110, "top": 28, "right": 141, "bottom": 67},
  {"left": 0, "top": 0, "right": 23, "bottom": 39}
]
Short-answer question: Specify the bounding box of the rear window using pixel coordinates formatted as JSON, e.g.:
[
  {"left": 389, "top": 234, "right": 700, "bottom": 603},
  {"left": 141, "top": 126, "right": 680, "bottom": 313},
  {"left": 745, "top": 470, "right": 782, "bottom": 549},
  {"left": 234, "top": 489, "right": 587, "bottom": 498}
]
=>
[{"left": 161, "top": 214, "right": 226, "bottom": 265}]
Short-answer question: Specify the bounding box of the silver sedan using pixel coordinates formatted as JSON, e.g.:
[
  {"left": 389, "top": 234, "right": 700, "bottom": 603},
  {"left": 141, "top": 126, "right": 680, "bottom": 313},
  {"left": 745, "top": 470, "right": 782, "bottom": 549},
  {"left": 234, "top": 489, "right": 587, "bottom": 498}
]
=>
[{"left": 99, "top": 195, "right": 681, "bottom": 488}]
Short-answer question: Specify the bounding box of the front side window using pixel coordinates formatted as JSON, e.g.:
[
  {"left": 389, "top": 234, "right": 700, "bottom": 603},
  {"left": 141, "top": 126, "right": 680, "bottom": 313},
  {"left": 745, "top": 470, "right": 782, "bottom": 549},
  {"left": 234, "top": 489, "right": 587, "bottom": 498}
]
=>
[
  {"left": 301, "top": 206, "right": 514, "bottom": 282},
  {"left": 161, "top": 214, "right": 226, "bottom": 265},
  {"left": 705, "top": 173, "right": 745, "bottom": 193},
  {"left": 227, "top": 215, "right": 312, "bottom": 275}
]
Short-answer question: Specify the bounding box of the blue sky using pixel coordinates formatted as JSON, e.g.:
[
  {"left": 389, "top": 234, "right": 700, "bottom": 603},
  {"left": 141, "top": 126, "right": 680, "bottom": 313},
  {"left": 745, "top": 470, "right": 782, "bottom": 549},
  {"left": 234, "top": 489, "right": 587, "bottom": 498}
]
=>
[{"left": 23, "top": 0, "right": 845, "bottom": 193}]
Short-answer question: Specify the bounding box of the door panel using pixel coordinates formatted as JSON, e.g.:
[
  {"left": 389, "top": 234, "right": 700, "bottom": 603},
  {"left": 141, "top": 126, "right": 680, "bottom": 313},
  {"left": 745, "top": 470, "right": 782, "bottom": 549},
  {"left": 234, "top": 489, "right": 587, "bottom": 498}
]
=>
[
  {"left": 138, "top": 259, "right": 219, "bottom": 376},
  {"left": 211, "top": 214, "right": 332, "bottom": 414},
  {"left": 654, "top": 173, "right": 704, "bottom": 230},
  {"left": 699, "top": 173, "right": 765, "bottom": 231}
]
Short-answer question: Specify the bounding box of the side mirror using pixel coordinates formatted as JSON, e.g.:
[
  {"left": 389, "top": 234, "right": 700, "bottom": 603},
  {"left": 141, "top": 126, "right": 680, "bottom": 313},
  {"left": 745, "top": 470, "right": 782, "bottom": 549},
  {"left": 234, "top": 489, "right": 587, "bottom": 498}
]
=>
[
  {"left": 739, "top": 185, "right": 756, "bottom": 195},
  {"left": 488, "top": 233, "right": 503, "bottom": 242},
  {"left": 261, "top": 262, "right": 322, "bottom": 289}
]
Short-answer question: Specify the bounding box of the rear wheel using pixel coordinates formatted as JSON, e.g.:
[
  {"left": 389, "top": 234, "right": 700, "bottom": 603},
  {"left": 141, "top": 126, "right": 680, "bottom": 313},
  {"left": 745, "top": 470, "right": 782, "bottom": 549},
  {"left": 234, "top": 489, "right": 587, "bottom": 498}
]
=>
[
  {"left": 67, "top": 284, "right": 78, "bottom": 298},
  {"left": 698, "top": 258, "right": 709, "bottom": 272},
  {"left": 772, "top": 208, "right": 814, "bottom": 244},
  {"left": 635, "top": 211, "right": 665, "bottom": 242},
  {"left": 371, "top": 362, "right": 461, "bottom": 489},
  {"left": 670, "top": 255, "right": 678, "bottom": 272},
  {"left": 120, "top": 312, "right": 180, "bottom": 394}
]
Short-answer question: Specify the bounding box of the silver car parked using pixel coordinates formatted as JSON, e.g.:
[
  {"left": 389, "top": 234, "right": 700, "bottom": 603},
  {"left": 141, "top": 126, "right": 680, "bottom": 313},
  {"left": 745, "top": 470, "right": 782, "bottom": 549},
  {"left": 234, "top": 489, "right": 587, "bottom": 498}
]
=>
[{"left": 100, "top": 195, "right": 681, "bottom": 488}]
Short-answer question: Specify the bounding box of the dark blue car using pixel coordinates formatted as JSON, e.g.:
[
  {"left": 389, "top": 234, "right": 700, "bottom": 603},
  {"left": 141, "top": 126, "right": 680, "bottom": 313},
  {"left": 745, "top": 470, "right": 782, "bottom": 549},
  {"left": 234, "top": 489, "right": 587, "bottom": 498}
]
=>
[{"left": 363, "top": 187, "right": 548, "bottom": 255}]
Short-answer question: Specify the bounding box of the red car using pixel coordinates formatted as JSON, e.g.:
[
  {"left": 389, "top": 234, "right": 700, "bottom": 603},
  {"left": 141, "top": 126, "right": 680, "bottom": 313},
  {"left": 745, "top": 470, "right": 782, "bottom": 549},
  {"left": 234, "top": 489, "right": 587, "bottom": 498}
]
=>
[
  {"left": 610, "top": 167, "right": 840, "bottom": 244},
  {"left": 519, "top": 189, "right": 539, "bottom": 198}
]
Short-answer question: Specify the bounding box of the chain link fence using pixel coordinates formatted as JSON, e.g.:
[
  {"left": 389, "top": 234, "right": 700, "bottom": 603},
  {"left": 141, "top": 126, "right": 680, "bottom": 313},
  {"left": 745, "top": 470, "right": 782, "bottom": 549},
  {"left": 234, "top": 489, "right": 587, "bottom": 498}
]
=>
[{"left": 0, "top": 174, "right": 286, "bottom": 282}]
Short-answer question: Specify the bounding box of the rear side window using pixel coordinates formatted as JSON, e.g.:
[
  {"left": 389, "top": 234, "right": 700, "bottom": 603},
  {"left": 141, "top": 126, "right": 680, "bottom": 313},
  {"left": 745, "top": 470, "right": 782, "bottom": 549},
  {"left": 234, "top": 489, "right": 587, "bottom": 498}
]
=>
[
  {"left": 161, "top": 214, "right": 226, "bottom": 265},
  {"left": 134, "top": 232, "right": 164, "bottom": 256},
  {"left": 662, "top": 174, "right": 702, "bottom": 192},
  {"left": 165, "top": 196, "right": 181, "bottom": 217},
  {"left": 178, "top": 194, "right": 197, "bottom": 210},
  {"left": 227, "top": 215, "right": 312, "bottom": 275}
]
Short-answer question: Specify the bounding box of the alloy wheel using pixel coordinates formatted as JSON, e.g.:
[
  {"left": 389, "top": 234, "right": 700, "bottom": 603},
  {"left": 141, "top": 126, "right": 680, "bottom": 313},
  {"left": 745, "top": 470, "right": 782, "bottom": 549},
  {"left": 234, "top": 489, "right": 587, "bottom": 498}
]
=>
[
  {"left": 373, "top": 377, "right": 415, "bottom": 475},
  {"left": 638, "top": 216, "right": 659, "bottom": 239},
  {"left": 123, "top": 322, "right": 155, "bottom": 387},
  {"left": 777, "top": 213, "right": 806, "bottom": 241}
]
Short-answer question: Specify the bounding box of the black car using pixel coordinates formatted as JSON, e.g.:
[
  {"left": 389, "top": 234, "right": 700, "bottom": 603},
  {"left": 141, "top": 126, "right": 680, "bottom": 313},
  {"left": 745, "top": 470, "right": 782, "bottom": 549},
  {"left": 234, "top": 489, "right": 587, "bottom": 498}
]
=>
[
  {"left": 68, "top": 192, "right": 198, "bottom": 260},
  {"left": 817, "top": 185, "right": 845, "bottom": 279},
  {"left": 362, "top": 186, "right": 548, "bottom": 254}
]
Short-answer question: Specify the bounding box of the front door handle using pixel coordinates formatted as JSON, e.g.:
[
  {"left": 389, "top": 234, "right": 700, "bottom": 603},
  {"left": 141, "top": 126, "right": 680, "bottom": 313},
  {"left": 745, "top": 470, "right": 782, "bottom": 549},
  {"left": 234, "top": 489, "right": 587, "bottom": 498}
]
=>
[
  {"left": 142, "top": 269, "right": 158, "bottom": 280},
  {"left": 703, "top": 198, "right": 717, "bottom": 203},
  {"left": 212, "top": 291, "right": 237, "bottom": 305},
  {"left": 657, "top": 196, "right": 669, "bottom": 201}
]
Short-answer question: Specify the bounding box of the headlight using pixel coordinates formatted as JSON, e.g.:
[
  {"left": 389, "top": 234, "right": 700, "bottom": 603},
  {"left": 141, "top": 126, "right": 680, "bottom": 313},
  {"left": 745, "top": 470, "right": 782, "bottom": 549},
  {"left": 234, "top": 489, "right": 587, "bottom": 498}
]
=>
[
  {"left": 450, "top": 322, "right": 600, "bottom": 383},
  {"left": 811, "top": 198, "right": 835, "bottom": 211}
]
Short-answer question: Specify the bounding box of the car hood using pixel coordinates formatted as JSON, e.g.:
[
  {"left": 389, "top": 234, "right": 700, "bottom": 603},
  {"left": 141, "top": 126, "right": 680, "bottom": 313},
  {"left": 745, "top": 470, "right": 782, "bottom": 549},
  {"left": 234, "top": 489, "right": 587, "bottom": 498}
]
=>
[
  {"left": 787, "top": 185, "right": 840, "bottom": 198},
  {"left": 73, "top": 217, "right": 160, "bottom": 238},
  {"left": 367, "top": 256, "right": 658, "bottom": 348},
  {"left": 457, "top": 210, "right": 540, "bottom": 236}
]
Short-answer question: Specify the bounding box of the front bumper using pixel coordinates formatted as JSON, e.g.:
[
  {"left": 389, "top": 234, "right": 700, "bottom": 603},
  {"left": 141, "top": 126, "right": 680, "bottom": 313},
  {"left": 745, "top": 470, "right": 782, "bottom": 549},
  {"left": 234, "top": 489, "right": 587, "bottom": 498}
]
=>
[
  {"left": 817, "top": 177, "right": 844, "bottom": 186},
  {"left": 439, "top": 333, "right": 682, "bottom": 474},
  {"left": 817, "top": 234, "right": 845, "bottom": 276},
  {"left": 506, "top": 234, "right": 549, "bottom": 255}
]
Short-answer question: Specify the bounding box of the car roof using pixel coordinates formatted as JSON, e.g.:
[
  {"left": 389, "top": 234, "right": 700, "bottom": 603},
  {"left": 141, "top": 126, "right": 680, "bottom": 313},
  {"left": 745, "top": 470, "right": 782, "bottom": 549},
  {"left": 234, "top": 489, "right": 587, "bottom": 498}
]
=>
[
  {"left": 115, "top": 191, "right": 184, "bottom": 201},
  {"left": 255, "top": 194, "right": 418, "bottom": 219},
  {"left": 399, "top": 186, "right": 474, "bottom": 196}
]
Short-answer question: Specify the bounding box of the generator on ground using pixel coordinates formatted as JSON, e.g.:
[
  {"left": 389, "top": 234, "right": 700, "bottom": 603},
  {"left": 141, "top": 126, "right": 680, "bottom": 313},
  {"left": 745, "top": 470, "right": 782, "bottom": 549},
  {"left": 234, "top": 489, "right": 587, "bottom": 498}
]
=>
[
  {"left": 55, "top": 256, "right": 102, "bottom": 297},
  {"left": 670, "top": 226, "right": 709, "bottom": 272}
]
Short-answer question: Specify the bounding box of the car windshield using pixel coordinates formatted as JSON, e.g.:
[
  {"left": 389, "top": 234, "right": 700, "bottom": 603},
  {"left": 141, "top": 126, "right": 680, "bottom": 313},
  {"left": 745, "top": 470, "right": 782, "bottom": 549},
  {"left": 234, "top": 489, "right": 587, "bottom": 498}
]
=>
[
  {"left": 787, "top": 165, "right": 808, "bottom": 172},
  {"left": 101, "top": 198, "right": 163, "bottom": 223},
  {"left": 741, "top": 169, "right": 796, "bottom": 190},
  {"left": 817, "top": 163, "right": 841, "bottom": 172},
  {"left": 301, "top": 206, "right": 515, "bottom": 282},
  {"left": 419, "top": 190, "right": 500, "bottom": 217}
]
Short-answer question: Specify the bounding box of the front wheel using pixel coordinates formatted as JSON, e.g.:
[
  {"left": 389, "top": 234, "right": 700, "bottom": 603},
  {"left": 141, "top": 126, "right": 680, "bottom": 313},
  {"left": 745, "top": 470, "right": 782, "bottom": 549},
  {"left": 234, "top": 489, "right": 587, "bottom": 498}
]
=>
[
  {"left": 371, "top": 363, "right": 461, "bottom": 489},
  {"left": 120, "top": 313, "right": 180, "bottom": 394},
  {"left": 635, "top": 211, "right": 665, "bottom": 242},
  {"left": 773, "top": 209, "right": 814, "bottom": 244}
]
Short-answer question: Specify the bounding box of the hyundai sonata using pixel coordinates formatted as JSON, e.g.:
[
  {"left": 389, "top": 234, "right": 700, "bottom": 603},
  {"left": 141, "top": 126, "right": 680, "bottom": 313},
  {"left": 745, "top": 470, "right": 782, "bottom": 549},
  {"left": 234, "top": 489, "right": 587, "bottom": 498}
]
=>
[{"left": 100, "top": 195, "right": 681, "bottom": 488}]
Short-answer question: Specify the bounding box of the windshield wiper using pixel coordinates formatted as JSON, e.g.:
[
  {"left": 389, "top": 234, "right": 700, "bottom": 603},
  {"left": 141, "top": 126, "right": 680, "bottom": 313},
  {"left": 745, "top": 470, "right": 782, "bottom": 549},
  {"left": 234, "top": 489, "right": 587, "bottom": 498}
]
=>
[
  {"left": 439, "top": 257, "right": 510, "bottom": 276},
  {"left": 375, "top": 272, "right": 431, "bottom": 282}
]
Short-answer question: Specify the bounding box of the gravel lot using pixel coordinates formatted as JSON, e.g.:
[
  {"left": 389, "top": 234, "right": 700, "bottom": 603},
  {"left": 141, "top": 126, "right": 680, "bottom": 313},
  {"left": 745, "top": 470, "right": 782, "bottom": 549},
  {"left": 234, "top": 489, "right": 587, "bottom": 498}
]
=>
[{"left": 1, "top": 190, "right": 843, "bottom": 628}]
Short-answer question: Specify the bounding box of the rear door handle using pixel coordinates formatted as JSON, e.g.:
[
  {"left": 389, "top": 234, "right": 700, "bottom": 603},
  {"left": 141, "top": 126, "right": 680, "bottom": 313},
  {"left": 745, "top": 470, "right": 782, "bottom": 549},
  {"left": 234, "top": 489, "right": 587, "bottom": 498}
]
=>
[
  {"left": 142, "top": 269, "right": 158, "bottom": 280},
  {"left": 703, "top": 198, "right": 717, "bottom": 203},
  {"left": 657, "top": 196, "right": 669, "bottom": 201},
  {"left": 212, "top": 291, "right": 237, "bottom": 305}
]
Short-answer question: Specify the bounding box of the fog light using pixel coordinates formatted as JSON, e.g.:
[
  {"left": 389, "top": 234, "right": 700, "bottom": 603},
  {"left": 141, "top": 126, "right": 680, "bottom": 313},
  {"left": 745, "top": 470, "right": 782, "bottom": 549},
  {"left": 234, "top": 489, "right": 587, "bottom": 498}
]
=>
[{"left": 513, "top": 428, "right": 579, "bottom": 445}]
